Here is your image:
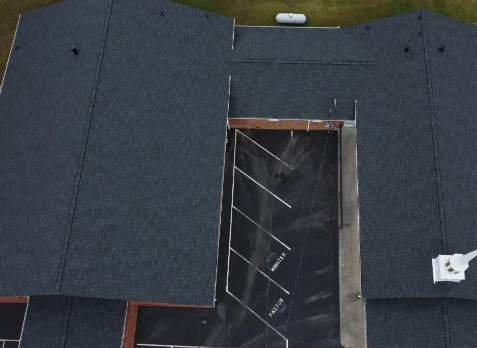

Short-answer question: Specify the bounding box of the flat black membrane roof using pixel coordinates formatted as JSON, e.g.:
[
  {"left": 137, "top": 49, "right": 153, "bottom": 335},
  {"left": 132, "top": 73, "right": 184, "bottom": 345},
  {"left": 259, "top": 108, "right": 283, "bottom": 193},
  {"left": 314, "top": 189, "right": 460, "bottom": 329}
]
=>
[
  {"left": 135, "top": 130, "right": 340, "bottom": 348},
  {"left": 0, "top": 303, "right": 26, "bottom": 348}
]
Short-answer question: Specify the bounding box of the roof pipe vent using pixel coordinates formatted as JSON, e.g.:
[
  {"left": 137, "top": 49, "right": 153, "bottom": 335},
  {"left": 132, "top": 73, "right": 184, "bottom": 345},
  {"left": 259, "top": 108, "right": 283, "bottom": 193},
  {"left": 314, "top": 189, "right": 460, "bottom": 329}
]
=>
[
  {"left": 439, "top": 45, "right": 445, "bottom": 53},
  {"left": 70, "top": 46, "right": 78, "bottom": 55},
  {"left": 404, "top": 45, "right": 409, "bottom": 53}
]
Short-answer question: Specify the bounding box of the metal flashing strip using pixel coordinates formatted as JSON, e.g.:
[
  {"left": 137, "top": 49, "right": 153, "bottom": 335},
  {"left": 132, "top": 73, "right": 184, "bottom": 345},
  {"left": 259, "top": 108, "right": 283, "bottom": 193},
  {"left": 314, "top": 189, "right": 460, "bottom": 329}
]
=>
[
  {"left": 225, "top": 130, "right": 238, "bottom": 293},
  {"left": 226, "top": 75, "right": 231, "bottom": 121},
  {"left": 0, "top": 15, "right": 21, "bottom": 96},
  {"left": 211, "top": 123, "right": 230, "bottom": 307},
  {"left": 231, "top": 18, "right": 236, "bottom": 50}
]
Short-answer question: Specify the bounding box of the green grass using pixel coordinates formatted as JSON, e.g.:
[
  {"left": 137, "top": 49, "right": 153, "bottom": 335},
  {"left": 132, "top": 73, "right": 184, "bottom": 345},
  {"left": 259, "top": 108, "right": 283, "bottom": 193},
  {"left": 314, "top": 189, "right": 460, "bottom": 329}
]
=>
[{"left": 2, "top": 0, "right": 477, "bottom": 77}]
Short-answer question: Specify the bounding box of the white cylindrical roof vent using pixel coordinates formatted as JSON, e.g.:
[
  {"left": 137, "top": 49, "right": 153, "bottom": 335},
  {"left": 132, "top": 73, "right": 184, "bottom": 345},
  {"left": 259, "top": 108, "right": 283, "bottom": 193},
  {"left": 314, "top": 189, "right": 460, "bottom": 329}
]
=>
[{"left": 276, "top": 13, "right": 307, "bottom": 24}]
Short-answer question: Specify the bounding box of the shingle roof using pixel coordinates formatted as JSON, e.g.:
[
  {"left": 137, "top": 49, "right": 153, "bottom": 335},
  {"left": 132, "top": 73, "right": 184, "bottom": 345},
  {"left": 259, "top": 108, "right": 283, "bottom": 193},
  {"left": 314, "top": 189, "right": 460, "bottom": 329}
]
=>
[
  {"left": 228, "top": 26, "right": 375, "bottom": 120},
  {"left": 424, "top": 11, "right": 477, "bottom": 299},
  {"left": 348, "top": 10, "right": 477, "bottom": 300},
  {"left": 20, "top": 296, "right": 126, "bottom": 348},
  {"left": 366, "top": 298, "right": 477, "bottom": 348},
  {"left": 0, "top": 0, "right": 233, "bottom": 306},
  {"left": 0, "top": 0, "right": 112, "bottom": 297}
]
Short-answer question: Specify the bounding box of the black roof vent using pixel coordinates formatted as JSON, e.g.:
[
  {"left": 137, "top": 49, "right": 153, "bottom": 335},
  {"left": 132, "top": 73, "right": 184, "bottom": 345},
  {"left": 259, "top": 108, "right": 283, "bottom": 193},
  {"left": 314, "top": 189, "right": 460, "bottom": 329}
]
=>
[
  {"left": 70, "top": 46, "right": 79, "bottom": 55},
  {"left": 366, "top": 25, "right": 370, "bottom": 30},
  {"left": 160, "top": 11, "right": 164, "bottom": 16},
  {"left": 418, "top": 31, "right": 422, "bottom": 36},
  {"left": 418, "top": 14, "right": 423, "bottom": 20},
  {"left": 206, "top": 14, "right": 209, "bottom": 19},
  {"left": 439, "top": 45, "right": 445, "bottom": 53},
  {"left": 404, "top": 45, "right": 409, "bottom": 53}
]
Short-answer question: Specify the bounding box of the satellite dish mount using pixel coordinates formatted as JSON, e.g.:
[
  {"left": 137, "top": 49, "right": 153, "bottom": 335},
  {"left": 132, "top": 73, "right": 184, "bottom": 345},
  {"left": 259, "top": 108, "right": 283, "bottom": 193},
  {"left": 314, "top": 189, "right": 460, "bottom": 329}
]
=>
[{"left": 432, "top": 250, "right": 477, "bottom": 283}]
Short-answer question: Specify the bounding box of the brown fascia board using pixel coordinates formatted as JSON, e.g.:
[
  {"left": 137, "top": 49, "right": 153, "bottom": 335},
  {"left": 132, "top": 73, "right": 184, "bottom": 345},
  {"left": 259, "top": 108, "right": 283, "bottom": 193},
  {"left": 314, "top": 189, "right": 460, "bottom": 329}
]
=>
[
  {"left": 228, "top": 118, "right": 345, "bottom": 130},
  {"left": 0, "top": 296, "right": 28, "bottom": 303}
]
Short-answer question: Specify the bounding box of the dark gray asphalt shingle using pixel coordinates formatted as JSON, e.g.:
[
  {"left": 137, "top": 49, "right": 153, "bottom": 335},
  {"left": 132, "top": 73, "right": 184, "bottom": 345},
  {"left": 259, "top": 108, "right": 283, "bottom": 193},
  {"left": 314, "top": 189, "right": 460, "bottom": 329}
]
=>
[
  {"left": 229, "top": 26, "right": 375, "bottom": 120},
  {"left": 20, "top": 296, "right": 126, "bottom": 348},
  {"left": 424, "top": 11, "right": 477, "bottom": 299},
  {"left": 0, "top": 0, "right": 233, "bottom": 306},
  {"left": 60, "top": 0, "right": 233, "bottom": 305},
  {"left": 345, "top": 11, "right": 448, "bottom": 299},
  {"left": 0, "top": 0, "right": 111, "bottom": 297},
  {"left": 350, "top": 10, "right": 477, "bottom": 300},
  {"left": 366, "top": 299, "right": 448, "bottom": 348},
  {"left": 446, "top": 298, "right": 477, "bottom": 348},
  {"left": 366, "top": 298, "right": 477, "bottom": 348}
]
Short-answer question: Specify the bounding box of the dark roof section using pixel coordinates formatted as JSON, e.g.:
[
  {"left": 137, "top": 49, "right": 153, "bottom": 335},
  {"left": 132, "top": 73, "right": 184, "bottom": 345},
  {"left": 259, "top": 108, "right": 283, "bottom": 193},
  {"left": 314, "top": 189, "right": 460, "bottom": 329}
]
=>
[
  {"left": 352, "top": 10, "right": 477, "bottom": 300},
  {"left": 59, "top": 0, "right": 233, "bottom": 305},
  {"left": 347, "top": 11, "right": 447, "bottom": 298},
  {"left": 0, "top": 0, "right": 233, "bottom": 306},
  {"left": 366, "top": 298, "right": 477, "bottom": 348},
  {"left": 20, "top": 296, "right": 126, "bottom": 348},
  {"left": 424, "top": 11, "right": 477, "bottom": 298},
  {"left": 0, "top": 0, "right": 111, "bottom": 297},
  {"left": 446, "top": 298, "right": 477, "bottom": 348},
  {"left": 228, "top": 26, "right": 375, "bottom": 120},
  {"left": 366, "top": 299, "right": 447, "bottom": 348},
  {"left": 231, "top": 26, "right": 370, "bottom": 62}
]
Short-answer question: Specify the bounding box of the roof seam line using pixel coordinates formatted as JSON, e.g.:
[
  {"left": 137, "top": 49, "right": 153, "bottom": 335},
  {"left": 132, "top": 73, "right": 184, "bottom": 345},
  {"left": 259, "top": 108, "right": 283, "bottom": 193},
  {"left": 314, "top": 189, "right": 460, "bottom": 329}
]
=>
[
  {"left": 54, "top": 0, "right": 115, "bottom": 292},
  {"left": 421, "top": 10, "right": 448, "bottom": 255},
  {"left": 58, "top": 297, "right": 73, "bottom": 348},
  {"left": 441, "top": 298, "right": 452, "bottom": 348},
  {"left": 444, "top": 298, "right": 452, "bottom": 348}
]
